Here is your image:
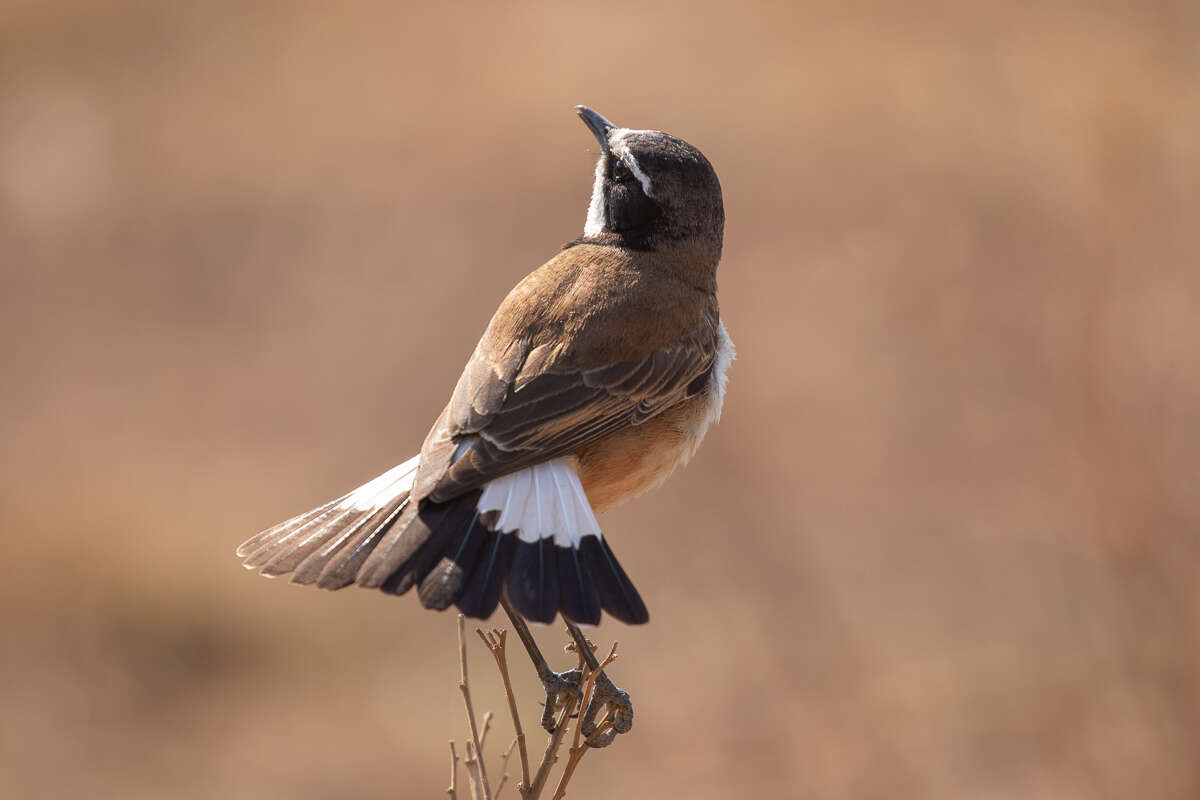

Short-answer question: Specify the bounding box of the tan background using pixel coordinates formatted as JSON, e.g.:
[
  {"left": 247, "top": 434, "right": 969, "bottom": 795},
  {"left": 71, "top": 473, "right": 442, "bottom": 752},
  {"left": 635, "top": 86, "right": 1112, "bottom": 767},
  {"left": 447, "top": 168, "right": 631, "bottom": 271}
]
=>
[{"left": 3, "top": 2, "right": 1200, "bottom": 798}]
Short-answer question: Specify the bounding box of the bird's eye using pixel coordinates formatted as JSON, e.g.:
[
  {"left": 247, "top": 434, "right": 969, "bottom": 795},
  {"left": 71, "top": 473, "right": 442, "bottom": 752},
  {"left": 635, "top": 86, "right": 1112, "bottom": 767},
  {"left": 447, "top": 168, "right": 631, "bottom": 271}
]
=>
[{"left": 611, "top": 160, "right": 632, "bottom": 183}]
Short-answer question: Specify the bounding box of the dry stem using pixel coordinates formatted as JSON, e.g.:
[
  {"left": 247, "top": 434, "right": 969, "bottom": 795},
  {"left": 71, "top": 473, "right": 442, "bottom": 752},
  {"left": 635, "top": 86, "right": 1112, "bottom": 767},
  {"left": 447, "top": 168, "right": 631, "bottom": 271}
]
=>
[
  {"left": 458, "top": 615, "right": 493, "bottom": 800},
  {"left": 479, "top": 711, "right": 494, "bottom": 753},
  {"left": 448, "top": 741, "right": 460, "bottom": 800},
  {"left": 464, "top": 740, "right": 485, "bottom": 799},
  {"left": 477, "top": 628, "right": 532, "bottom": 794},
  {"left": 494, "top": 736, "right": 518, "bottom": 799},
  {"left": 527, "top": 691, "right": 579, "bottom": 797}
]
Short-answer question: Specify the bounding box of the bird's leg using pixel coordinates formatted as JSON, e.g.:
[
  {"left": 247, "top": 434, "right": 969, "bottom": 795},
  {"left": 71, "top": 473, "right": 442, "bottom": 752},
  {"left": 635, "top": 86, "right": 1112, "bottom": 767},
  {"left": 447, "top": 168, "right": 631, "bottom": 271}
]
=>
[
  {"left": 563, "top": 621, "right": 634, "bottom": 748},
  {"left": 498, "top": 593, "right": 582, "bottom": 733}
]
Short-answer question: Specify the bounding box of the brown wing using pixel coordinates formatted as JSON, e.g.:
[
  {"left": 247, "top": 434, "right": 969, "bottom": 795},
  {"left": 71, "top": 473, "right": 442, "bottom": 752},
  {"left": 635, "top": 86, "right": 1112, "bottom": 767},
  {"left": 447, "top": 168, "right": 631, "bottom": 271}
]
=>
[{"left": 412, "top": 309, "right": 718, "bottom": 503}]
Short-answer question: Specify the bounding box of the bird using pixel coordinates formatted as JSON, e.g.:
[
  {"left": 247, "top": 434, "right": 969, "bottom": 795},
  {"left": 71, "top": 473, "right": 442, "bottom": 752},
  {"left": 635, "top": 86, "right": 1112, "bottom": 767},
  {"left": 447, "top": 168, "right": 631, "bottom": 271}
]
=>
[{"left": 237, "top": 106, "right": 732, "bottom": 631}]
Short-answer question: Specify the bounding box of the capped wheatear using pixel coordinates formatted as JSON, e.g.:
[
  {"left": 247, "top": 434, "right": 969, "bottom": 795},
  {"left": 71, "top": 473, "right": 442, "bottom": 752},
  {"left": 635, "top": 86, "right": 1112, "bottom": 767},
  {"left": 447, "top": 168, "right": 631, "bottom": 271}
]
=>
[{"left": 238, "top": 105, "right": 731, "bottom": 629}]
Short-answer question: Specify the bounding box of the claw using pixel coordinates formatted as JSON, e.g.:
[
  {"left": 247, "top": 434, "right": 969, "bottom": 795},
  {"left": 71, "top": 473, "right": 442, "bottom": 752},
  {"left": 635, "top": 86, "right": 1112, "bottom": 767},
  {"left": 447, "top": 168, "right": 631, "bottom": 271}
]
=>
[
  {"left": 581, "top": 673, "right": 633, "bottom": 747},
  {"left": 539, "top": 669, "right": 583, "bottom": 733}
]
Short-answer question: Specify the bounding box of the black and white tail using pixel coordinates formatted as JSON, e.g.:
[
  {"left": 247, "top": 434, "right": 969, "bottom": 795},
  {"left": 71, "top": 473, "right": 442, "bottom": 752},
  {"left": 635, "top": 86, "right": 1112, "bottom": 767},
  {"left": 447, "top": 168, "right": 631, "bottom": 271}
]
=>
[{"left": 236, "top": 456, "right": 649, "bottom": 625}]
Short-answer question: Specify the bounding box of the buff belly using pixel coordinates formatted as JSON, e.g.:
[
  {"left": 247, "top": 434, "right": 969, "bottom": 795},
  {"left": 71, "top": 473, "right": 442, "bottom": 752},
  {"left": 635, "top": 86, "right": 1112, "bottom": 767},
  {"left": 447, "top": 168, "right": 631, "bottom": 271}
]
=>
[
  {"left": 576, "top": 320, "right": 733, "bottom": 511},
  {"left": 575, "top": 390, "right": 713, "bottom": 511}
]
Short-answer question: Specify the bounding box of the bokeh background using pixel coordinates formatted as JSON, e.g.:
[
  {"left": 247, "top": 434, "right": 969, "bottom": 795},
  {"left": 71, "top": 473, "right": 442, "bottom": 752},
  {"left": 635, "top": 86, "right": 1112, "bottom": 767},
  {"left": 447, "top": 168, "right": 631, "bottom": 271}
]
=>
[{"left": 4, "top": 1, "right": 1200, "bottom": 798}]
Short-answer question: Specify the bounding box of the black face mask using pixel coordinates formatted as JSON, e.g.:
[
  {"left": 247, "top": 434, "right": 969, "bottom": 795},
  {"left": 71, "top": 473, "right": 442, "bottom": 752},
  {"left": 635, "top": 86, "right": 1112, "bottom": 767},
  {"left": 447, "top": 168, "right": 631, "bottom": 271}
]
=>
[{"left": 605, "top": 176, "right": 661, "bottom": 239}]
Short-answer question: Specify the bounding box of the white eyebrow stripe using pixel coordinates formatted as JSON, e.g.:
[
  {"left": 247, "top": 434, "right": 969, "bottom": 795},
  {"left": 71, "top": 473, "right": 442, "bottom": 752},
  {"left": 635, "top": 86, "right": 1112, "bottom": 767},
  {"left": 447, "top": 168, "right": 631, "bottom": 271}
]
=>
[{"left": 609, "top": 128, "right": 654, "bottom": 198}]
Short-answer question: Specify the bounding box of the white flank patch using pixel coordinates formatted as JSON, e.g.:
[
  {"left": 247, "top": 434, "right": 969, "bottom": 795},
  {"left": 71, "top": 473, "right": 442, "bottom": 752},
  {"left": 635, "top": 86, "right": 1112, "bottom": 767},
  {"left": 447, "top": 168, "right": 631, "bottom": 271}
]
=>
[
  {"left": 346, "top": 454, "right": 420, "bottom": 511},
  {"left": 477, "top": 457, "right": 602, "bottom": 547},
  {"left": 583, "top": 154, "right": 607, "bottom": 237},
  {"left": 682, "top": 320, "right": 736, "bottom": 465}
]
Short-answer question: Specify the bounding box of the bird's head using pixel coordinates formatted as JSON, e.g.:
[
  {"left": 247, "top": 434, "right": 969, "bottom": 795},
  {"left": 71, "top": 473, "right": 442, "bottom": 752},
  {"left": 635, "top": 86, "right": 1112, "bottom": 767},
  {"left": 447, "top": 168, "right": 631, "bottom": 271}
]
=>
[{"left": 576, "top": 106, "right": 724, "bottom": 260}]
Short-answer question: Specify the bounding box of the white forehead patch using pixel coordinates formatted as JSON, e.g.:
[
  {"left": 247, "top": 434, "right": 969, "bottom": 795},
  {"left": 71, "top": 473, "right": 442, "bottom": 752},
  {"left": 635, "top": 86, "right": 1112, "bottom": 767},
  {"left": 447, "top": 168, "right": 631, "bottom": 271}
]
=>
[{"left": 581, "top": 128, "right": 656, "bottom": 237}]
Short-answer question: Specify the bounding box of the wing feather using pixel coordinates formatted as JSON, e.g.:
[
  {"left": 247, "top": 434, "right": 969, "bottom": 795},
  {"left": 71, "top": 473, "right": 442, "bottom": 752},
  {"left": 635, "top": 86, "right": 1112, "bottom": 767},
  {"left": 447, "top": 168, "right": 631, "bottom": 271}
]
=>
[
  {"left": 410, "top": 246, "right": 720, "bottom": 503},
  {"left": 417, "top": 315, "right": 716, "bottom": 502}
]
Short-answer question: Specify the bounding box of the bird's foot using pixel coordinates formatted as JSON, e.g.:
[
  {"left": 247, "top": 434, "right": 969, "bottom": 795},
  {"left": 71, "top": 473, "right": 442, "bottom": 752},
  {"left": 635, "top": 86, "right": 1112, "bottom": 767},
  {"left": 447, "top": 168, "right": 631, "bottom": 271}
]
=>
[
  {"left": 539, "top": 668, "right": 583, "bottom": 733},
  {"left": 579, "top": 672, "right": 633, "bottom": 748}
]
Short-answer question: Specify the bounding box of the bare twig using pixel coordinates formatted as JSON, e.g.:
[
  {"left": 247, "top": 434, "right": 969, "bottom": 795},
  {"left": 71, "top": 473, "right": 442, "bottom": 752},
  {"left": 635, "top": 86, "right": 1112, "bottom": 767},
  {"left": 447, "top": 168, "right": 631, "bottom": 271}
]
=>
[
  {"left": 477, "top": 628, "right": 532, "bottom": 794},
  {"left": 464, "top": 740, "right": 485, "bottom": 800},
  {"left": 458, "top": 615, "right": 493, "bottom": 800},
  {"left": 448, "top": 741, "right": 460, "bottom": 800},
  {"left": 479, "top": 711, "right": 494, "bottom": 753},
  {"left": 550, "top": 741, "right": 588, "bottom": 799},
  {"left": 563, "top": 633, "right": 596, "bottom": 660},
  {"left": 574, "top": 643, "right": 619, "bottom": 751},
  {"left": 494, "top": 736, "right": 518, "bottom": 799},
  {"left": 527, "top": 692, "right": 578, "bottom": 798}
]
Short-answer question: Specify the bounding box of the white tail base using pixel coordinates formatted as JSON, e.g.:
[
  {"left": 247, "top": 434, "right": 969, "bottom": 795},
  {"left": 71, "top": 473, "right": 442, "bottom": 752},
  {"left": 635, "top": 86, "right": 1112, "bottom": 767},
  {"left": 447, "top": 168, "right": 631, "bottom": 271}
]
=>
[{"left": 477, "top": 457, "right": 602, "bottom": 547}]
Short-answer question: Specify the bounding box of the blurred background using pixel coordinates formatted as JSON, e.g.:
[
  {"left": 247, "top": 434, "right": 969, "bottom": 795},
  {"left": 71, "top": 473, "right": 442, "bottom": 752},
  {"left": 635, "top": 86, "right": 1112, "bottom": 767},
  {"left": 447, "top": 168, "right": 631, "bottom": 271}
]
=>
[{"left": 3, "top": 1, "right": 1199, "bottom": 798}]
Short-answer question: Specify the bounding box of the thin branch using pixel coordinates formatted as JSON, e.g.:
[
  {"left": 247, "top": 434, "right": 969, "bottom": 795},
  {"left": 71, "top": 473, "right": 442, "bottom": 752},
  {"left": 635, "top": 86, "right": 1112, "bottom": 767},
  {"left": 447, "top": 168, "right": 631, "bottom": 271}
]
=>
[
  {"left": 527, "top": 632, "right": 591, "bottom": 798},
  {"left": 464, "top": 740, "right": 485, "bottom": 800},
  {"left": 458, "top": 615, "right": 493, "bottom": 800},
  {"left": 527, "top": 693, "right": 578, "bottom": 798},
  {"left": 448, "top": 741, "right": 460, "bottom": 800},
  {"left": 573, "top": 643, "right": 619, "bottom": 752},
  {"left": 549, "top": 745, "right": 587, "bottom": 800},
  {"left": 563, "top": 632, "right": 597, "bottom": 663},
  {"left": 494, "top": 736, "right": 518, "bottom": 799},
  {"left": 479, "top": 711, "right": 494, "bottom": 754},
  {"left": 477, "top": 628, "right": 532, "bottom": 794}
]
